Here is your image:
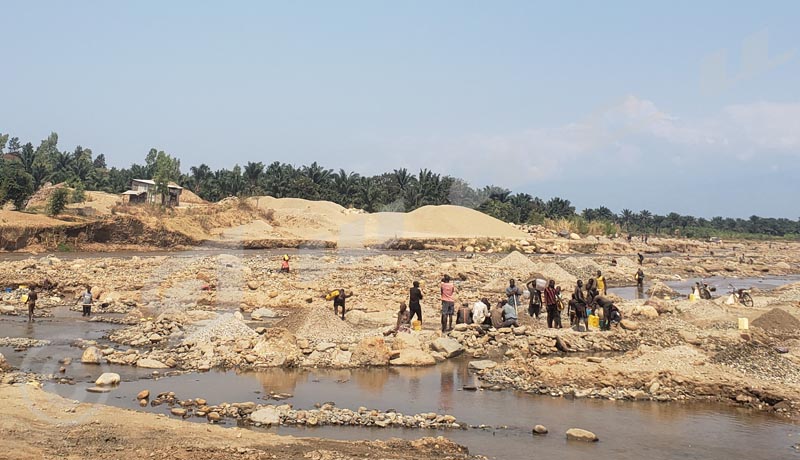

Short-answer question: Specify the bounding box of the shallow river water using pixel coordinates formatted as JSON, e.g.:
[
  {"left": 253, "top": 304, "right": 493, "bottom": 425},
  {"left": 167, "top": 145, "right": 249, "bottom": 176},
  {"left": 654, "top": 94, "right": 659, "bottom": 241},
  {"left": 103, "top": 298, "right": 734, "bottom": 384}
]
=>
[{"left": 2, "top": 307, "right": 799, "bottom": 460}]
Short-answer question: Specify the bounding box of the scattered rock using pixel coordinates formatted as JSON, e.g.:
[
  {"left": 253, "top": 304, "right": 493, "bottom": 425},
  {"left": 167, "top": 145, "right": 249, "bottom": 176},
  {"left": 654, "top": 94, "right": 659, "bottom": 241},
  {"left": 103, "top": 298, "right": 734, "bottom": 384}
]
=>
[
  {"left": 136, "top": 358, "right": 169, "bottom": 369},
  {"left": 86, "top": 386, "right": 111, "bottom": 394},
  {"left": 94, "top": 373, "right": 121, "bottom": 386},
  {"left": 81, "top": 346, "right": 103, "bottom": 364},
  {"left": 430, "top": 337, "right": 463, "bottom": 358},
  {"left": 468, "top": 360, "right": 497, "bottom": 371},
  {"left": 532, "top": 425, "right": 548, "bottom": 435},
  {"left": 566, "top": 428, "right": 598, "bottom": 442},
  {"left": 250, "top": 407, "right": 280, "bottom": 425},
  {"left": 251, "top": 308, "right": 281, "bottom": 320},
  {"left": 620, "top": 319, "right": 639, "bottom": 331},
  {"left": 137, "top": 390, "right": 150, "bottom": 400}
]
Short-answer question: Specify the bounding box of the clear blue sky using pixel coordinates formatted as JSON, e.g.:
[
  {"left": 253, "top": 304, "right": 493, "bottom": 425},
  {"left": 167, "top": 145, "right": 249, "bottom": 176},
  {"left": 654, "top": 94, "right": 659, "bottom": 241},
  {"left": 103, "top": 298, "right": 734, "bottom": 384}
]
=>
[{"left": 2, "top": 1, "right": 798, "bottom": 218}]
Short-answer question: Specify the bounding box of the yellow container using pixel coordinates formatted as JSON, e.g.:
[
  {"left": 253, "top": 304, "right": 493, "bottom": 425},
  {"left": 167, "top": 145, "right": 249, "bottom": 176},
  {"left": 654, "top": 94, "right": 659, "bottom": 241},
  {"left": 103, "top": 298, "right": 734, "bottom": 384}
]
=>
[
  {"left": 689, "top": 293, "right": 696, "bottom": 302},
  {"left": 412, "top": 320, "right": 422, "bottom": 331},
  {"left": 21, "top": 294, "right": 29, "bottom": 303},
  {"left": 738, "top": 318, "right": 749, "bottom": 330},
  {"left": 588, "top": 315, "right": 600, "bottom": 329}
]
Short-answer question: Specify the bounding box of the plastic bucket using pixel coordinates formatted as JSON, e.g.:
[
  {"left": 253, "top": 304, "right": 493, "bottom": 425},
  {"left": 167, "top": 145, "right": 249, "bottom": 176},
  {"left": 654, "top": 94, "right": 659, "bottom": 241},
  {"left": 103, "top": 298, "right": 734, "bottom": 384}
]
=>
[
  {"left": 738, "top": 318, "right": 749, "bottom": 330},
  {"left": 588, "top": 315, "right": 600, "bottom": 329},
  {"left": 412, "top": 320, "right": 422, "bottom": 331}
]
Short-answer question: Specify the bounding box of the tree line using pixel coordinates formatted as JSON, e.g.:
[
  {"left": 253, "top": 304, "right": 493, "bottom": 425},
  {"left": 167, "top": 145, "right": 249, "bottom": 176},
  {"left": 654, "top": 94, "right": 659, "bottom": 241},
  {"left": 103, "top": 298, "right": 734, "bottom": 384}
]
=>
[{"left": 1, "top": 132, "right": 798, "bottom": 238}]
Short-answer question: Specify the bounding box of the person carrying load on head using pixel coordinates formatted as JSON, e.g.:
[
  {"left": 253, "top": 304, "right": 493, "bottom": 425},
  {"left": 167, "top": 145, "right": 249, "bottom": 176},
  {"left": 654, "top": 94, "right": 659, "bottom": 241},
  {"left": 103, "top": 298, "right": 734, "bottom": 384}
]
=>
[{"left": 280, "top": 255, "right": 290, "bottom": 273}]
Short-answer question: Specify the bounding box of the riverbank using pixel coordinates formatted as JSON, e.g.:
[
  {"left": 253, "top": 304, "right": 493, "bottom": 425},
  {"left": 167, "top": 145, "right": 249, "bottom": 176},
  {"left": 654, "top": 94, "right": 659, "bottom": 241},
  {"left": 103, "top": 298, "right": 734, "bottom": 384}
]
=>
[{"left": 0, "top": 383, "right": 473, "bottom": 460}]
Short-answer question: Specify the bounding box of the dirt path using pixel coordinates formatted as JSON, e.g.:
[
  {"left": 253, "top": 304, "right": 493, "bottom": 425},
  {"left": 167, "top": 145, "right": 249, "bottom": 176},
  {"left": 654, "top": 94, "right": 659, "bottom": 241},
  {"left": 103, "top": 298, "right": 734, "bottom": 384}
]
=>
[{"left": 0, "top": 384, "right": 474, "bottom": 460}]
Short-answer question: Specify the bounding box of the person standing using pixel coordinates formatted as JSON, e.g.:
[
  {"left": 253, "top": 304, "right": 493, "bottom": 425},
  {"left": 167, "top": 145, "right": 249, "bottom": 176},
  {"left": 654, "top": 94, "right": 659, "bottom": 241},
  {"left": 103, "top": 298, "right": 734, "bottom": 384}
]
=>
[
  {"left": 26, "top": 287, "right": 38, "bottom": 322},
  {"left": 585, "top": 276, "right": 597, "bottom": 296},
  {"left": 596, "top": 270, "right": 607, "bottom": 295},
  {"left": 331, "top": 288, "right": 352, "bottom": 320},
  {"left": 440, "top": 275, "right": 456, "bottom": 332},
  {"left": 544, "top": 280, "right": 559, "bottom": 329},
  {"left": 637, "top": 252, "right": 644, "bottom": 266},
  {"left": 280, "top": 255, "right": 290, "bottom": 273},
  {"left": 526, "top": 279, "right": 542, "bottom": 319},
  {"left": 505, "top": 279, "right": 522, "bottom": 312},
  {"left": 409, "top": 281, "right": 423, "bottom": 323},
  {"left": 635, "top": 268, "right": 645, "bottom": 289},
  {"left": 81, "top": 286, "right": 93, "bottom": 317}
]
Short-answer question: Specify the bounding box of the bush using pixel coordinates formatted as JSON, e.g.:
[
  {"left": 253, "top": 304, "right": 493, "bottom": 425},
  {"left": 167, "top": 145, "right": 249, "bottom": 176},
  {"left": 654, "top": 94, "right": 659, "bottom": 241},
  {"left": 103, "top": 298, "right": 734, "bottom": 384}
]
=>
[
  {"left": 71, "top": 182, "right": 86, "bottom": 203},
  {"left": 47, "top": 188, "right": 69, "bottom": 216}
]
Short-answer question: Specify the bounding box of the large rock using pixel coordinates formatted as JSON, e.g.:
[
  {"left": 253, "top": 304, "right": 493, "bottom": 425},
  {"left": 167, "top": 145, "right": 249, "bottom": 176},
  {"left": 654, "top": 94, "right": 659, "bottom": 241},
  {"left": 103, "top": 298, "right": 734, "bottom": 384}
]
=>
[
  {"left": 391, "top": 333, "right": 422, "bottom": 351},
  {"left": 468, "top": 360, "right": 498, "bottom": 371},
  {"left": 631, "top": 305, "right": 659, "bottom": 319},
  {"left": 331, "top": 350, "right": 352, "bottom": 367},
  {"left": 250, "top": 407, "right": 280, "bottom": 425},
  {"left": 620, "top": 319, "right": 639, "bottom": 331},
  {"left": 95, "top": 373, "right": 121, "bottom": 386},
  {"left": 0, "top": 352, "right": 9, "bottom": 371},
  {"left": 315, "top": 342, "right": 336, "bottom": 352},
  {"left": 81, "top": 346, "right": 103, "bottom": 364},
  {"left": 430, "top": 337, "right": 463, "bottom": 358},
  {"left": 532, "top": 425, "right": 548, "bottom": 435},
  {"left": 389, "top": 349, "right": 436, "bottom": 366},
  {"left": 351, "top": 337, "right": 392, "bottom": 366},
  {"left": 136, "top": 358, "right": 169, "bottom": 369},
  {"left": 566, "top": 428, "right": 598, "bottom": 442},
  {"left": 646, "top": 281, "right": 678, "bottom": 298},
  {"left": 0, "top": 305, "right": 15, "bottom": 314},
  {"left": 645, "top": 299, "right": 674, "bottom": 315},
  {"left": 251, "top": 308, "right": 280, "bottom": 320}
]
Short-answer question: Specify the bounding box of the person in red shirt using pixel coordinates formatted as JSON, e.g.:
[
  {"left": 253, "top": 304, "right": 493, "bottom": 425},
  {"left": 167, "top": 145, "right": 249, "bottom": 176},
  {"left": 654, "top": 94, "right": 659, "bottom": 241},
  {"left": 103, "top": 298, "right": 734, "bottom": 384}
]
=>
[
  {"left": 544, "top": 280, "right": 560, "bottom": 329},
  {"left": 440, "top": 274, "right": 456, "bottom": 332}
]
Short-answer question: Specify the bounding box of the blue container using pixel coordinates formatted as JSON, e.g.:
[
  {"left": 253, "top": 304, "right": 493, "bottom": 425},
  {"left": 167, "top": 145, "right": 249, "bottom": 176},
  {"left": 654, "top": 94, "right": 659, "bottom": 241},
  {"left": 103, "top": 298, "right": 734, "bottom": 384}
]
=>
[{"left": 4, "top": 288, "right": 11, "bottom": 293}]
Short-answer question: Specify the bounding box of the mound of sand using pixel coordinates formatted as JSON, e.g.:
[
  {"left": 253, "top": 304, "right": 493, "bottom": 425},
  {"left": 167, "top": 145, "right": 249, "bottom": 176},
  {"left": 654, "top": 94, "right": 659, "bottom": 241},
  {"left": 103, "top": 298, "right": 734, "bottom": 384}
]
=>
[
  {"left": 23, "top": 183, "right": 69, "bottom": 211},
  {"left": 246, "top": 197, "right": 527, "bottom": 245},
  {"left": 752, "top": 308, "right": 800, "bottom": 333},
  {"left": 68, "top": 191, "right": 121, "bottom": 215},
  {"left": 179, "top": 188, "right": 208, "bottom": 205}
]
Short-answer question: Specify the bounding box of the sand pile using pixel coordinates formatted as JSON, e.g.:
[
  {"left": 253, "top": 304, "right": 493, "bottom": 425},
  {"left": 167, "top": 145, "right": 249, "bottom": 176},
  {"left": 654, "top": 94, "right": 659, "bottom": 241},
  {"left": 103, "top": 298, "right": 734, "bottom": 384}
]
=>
[
  {"left": 526, "top": 262, "right": 577, "bottom": 288},
  {"left": 178, "top": 188, "right": 207, "bottom": 205},
  {"left": 559, "top": 257, "right": 602, "bottom": 281},
  {"left": 751, "top": 308, "right": 800, "bottom": 333},
  {"left": 183, "top": 313, "right": 257, "bottom": 345},
  {"left": 247, "top": 197, "right": 527, "bottom": 244}
]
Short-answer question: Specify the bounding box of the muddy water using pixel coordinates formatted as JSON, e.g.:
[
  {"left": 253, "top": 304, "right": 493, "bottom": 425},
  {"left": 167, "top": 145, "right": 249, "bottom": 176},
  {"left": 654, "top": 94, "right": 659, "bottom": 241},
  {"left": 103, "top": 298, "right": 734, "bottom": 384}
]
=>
[
  {"left": 609, "top": 275, "right": 800, "bottom": 300},
  {"left": 3, "top": 304, "right": 800, "bottom": 459},
  {"left": 39, "top": 360, "right": 800, "bottom": 460}
]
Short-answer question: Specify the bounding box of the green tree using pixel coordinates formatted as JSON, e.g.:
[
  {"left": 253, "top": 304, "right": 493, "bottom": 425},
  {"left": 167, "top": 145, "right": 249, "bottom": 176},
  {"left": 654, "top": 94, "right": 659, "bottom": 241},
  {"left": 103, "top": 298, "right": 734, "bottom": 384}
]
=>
[
  {"left": 151, "top": 150, "right": 181, "bottom": 206},
  {"left": 47, "top": 188, "right": 69, "bottom": 216},
  {"left": 0, "top": 160, "right": 35, "bottom": 209},
  {"left": 545, "top": 197, "right": 575, "bottom": 219}
]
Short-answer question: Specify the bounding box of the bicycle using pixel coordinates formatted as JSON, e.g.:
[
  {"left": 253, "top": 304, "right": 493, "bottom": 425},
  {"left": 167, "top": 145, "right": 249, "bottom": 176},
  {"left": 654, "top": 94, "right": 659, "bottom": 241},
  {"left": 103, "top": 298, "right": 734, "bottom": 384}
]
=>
[{"left": 728, "top": 284, "right": 754, "bottom": 307}]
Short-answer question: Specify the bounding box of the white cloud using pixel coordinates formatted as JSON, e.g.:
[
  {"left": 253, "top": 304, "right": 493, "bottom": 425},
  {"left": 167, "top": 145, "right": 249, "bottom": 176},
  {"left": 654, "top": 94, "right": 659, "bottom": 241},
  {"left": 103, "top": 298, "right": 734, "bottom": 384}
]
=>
[{"left": 360, "top": 96, "right": 800, "bottom": 188}]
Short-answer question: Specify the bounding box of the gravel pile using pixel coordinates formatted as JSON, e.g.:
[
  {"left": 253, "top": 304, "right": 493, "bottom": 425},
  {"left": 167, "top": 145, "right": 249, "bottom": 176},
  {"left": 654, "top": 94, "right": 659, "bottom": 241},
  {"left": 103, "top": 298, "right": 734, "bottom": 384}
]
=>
[
  {"left": 558, "top": 257, "right": 602, "bottom": 282},
  {"left": 712, "top": 342, "right": 800, "bottom": 385},
  {"left": 751, "top": 308, "right": 800, "bottom": 333},
  {"left": 183, "top": 313, "right": 257, "bottom": 345}
]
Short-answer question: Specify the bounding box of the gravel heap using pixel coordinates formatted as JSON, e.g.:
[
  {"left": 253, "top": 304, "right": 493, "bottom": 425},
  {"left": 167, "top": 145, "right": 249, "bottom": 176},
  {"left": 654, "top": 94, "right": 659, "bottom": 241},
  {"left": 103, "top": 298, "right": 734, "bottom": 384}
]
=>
[
  {"left": 712, "top": 342, "right": 800, "bottom": 385},
  {"left": 495, "top": 251, "right": 538, "bottom": 271},
  {"left": 751, "top": 308, "right": 800, "bottom": 333},
  {"left": 183, "top": 313, "right": 257, "bottom": 345},
  {"left": 558, "top": 257, "right": 602, "bottom": 282}
]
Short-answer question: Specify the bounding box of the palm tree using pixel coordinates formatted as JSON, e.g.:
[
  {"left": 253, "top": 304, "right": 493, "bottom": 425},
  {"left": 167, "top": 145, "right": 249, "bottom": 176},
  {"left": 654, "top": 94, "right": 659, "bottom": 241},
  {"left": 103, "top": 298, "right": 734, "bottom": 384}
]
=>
[
  {"left": 301, "top": 161, "right": 332, "bottom": 186},
  {"left": 189, "top": 164, "right": 212, "bottom": 198},
  {"left": 639, "top": 209, "right": 652, "bottom": 232},
  {"left": 393, "top": 168, "right": 412, "bottom": 192},
  {"left": 620, "top": 209, "right": 634, "bottom": 231},
  {"left": 243, "top": 161, "right": 264, "bottom": 196}
]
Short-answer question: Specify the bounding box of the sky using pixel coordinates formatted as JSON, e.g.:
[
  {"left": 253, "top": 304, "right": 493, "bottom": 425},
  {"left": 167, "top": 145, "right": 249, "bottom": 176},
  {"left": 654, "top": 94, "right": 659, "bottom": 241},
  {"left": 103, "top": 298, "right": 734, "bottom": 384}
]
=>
[{"left": 2, "top": 1, "right": 799, "bottom": 218}]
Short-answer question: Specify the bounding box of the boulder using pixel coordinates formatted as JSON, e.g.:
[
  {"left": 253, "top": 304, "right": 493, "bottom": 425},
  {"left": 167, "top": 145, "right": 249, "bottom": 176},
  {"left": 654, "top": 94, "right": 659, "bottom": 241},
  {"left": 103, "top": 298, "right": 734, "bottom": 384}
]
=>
[
  {"left": 94, "top": 373, "right": 121, "bottom": 386},
  {"left": 247, "top": 281, "right": 261, "bottom": 290},
  {"left": 532, "top": 425, "right": 548, "bottom": 435},
  {"left": 389, "top": 349, "right": 436, "bottom": 366},
  {"left": 391, "top": 333, "right": 422, "bottom": 351},
  {"left": 569, "top": 233, "right": 581, "bottom": 240},
  {"left": 351, "top": 337, "right": 392, "bottom": 366},
  {"left": 331, "top": 350, "right": 352, "bottom": 367},
  {"left": 251, "top": 308, "right": 280, "bottom": 320},
  {"left": 81, "top": 346, "right": 103, "bottom": 364},
  {"left": 566, "top": 428, "right": 598, "bottom": 442},
  {"left": 430, "top": 337, "right": 463, "bottom": 358},
  {"left": 631, "top": 305, "right": 659, "bottom": 319},
  {"left": 645, "top": 299, "right": 673, "bottom": 315},
  {"left": 646, "top": 281, "right": 678, "bottom": 298},
  {"left": 250, "top": 407, "right": 280, "bottom": 425},
  {"left": 137, "top": 390, "right": 150, "bottom": 400},
  {"left": 171, "top": 408, "right": 187, "bottom": 417},
  {"left": 619, "top": 319, "right": 639, "bottom": 331},
  {"left": 468, "top": 360, "right": 497, "bottom": 371},
  {"left": 0, "top": 305, "right": 15, "bottom": 314},
  {"left": 136, "top": 358, "right": 169, "bottom": 369},
  {"left": 775, "top": 262, "right": 791, "bottom": 270},
  {"left": 0, "top": 352, "right": 9, "bottom": 371}
]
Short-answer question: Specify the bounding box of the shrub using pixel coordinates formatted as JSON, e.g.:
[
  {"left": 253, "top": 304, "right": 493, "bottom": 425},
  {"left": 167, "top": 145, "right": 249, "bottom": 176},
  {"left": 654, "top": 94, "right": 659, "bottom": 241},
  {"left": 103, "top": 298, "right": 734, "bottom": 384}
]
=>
[{"left": 47, "top": 188, "right": 69, "bottom": 216}]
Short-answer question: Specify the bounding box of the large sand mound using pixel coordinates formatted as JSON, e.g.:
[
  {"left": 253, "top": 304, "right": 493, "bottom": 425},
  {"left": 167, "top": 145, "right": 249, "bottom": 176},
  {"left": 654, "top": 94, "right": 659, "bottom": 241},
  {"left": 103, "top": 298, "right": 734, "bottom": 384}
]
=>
[
  {"left": 246, "top": 197, "right": 526, "bottom": 246},
  {"left": 752, "top": 308, "right": 800, "bottom": 333}
]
